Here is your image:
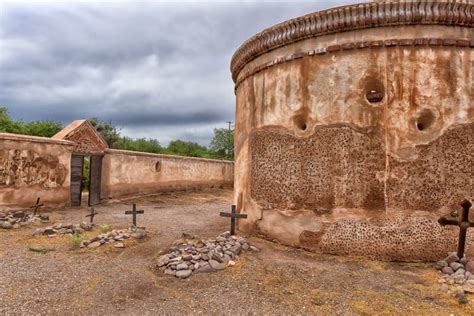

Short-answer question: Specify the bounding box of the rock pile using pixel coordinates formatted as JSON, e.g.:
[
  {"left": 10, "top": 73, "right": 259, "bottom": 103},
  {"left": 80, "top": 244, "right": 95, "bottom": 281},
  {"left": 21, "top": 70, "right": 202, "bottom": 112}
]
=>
[
  {"left": 155, "top": 231, "right": 258, "bottom": 279},
  {"left": 437, "top": 252, "right": 474, "bottom": 304},
  {"left": 80, "top": 227, "right": 147, "bottom": 249},
  {"left": 33, "top": 222, "right": 94, "bottom": 237},
  {"left": 0, "top": 211, "right": 49, "bottom": 229}
]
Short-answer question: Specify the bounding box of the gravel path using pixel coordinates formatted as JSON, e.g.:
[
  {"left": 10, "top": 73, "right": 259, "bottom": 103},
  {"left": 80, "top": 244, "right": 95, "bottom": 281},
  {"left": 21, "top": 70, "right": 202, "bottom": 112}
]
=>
[{"left": 1, "top": 188, "right": 473, "bottom": 315}]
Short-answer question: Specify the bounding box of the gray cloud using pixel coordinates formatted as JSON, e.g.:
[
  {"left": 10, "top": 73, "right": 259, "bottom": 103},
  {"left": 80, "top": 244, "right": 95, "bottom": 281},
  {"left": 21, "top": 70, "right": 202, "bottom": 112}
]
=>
[{"left": 0, "top": 0, "right": 361, "bottom": 145}]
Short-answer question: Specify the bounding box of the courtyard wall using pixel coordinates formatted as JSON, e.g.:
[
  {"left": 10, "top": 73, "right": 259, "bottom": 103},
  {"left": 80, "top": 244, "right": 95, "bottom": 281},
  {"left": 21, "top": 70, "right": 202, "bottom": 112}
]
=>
[
  {"left": 0, "top": 133, "right": 234, "bottom": 209},
  {"left": 101, "top": 149, "right": 234, "bottom": 199}
]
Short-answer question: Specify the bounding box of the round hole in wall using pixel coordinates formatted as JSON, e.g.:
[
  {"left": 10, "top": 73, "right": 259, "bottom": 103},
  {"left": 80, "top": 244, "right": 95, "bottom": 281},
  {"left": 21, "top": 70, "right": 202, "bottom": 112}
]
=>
[
  {"left": 155, "top": 161, "right": 162, "bottom": 172},
  {"left": 415, "top": 109, "right": 435, "bottom": 131},
  {"left": 364, "top": 79, "right": 385, "bottom": 104},
  {"left": 293, "top": 115, "right": 308, "bottom": 131}
]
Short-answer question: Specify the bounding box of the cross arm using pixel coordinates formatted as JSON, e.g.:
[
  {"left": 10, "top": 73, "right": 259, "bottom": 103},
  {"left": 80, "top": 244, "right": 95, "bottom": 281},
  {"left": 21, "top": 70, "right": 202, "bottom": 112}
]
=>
[
  {"left": 220, "top": 212, "right": 247, "bottom": 218},
  {"left": 125, "top": 210, "right": 144, "bottom": 214},
  {"left": 438, "top": 217, "right": 459, "bottom": 226}
]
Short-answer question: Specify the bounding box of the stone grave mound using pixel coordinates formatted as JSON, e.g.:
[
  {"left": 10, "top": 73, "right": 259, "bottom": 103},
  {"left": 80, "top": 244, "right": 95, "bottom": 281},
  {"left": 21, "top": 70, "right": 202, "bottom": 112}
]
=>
[{"left": 154, "top": 231, "right": 258, "bottom": 279}]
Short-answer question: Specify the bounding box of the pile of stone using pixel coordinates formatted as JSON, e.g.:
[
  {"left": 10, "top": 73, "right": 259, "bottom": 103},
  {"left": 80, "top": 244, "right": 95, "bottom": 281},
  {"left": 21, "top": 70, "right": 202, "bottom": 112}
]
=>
[
  {"left": 436, "top": 252, "right": 474, "bottom": 303},
  {"left": 33, "top": 221, "right": 94, "bottom": 237},
  {"left": 0, "top": 210, "right": 49, "bottom": 229},
  {"left": 80, "top": 226, "right": 147, "bottom": 249},
  {"left": 155, "top": 231, "right": 258, "bottom": 279}
]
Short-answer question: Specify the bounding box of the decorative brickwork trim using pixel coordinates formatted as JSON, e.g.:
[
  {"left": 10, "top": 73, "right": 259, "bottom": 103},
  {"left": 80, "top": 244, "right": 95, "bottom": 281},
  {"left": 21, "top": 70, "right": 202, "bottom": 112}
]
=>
[
  {"left": 234, "top": 37, "right": 472, "bottom": 90},
  {"left": 230, "top": 1, "right": 473, "bottom": 82}
]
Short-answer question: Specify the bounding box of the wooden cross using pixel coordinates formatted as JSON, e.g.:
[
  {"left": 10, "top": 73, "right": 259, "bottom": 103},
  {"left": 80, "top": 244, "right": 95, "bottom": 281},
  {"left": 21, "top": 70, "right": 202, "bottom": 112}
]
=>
[
  {"left": 438, "top": 199, "right": 473, "bottom": 259},
  {"left": 220, "top": 205, "right": 247, "bottom": 235},
  {"left": 30, "top": 197, "right": 44, "bottom": 216},
  {"left": 85, "top": 207, "right": 98, "bottom": 223},
  {"left": 125, "top": 203, "right": 144, "bottom": 227}
]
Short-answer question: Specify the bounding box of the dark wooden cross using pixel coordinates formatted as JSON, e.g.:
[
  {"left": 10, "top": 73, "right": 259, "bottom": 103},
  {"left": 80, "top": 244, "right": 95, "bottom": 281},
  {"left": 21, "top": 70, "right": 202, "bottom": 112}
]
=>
[
  {"left": 220, "top": 205, "right": 247, "bottom": 235},
  {"left": 30, "top": 197, "right": 44, "bottom": 216},
  {"left": 438, "top": 199, "right": 473, "bottom": 259},
  {"left": 125, "top": 203, "right": 144, "bottom": 227},
  {"left": 85, "top": 207, "right": 98, "bottom": 223}
]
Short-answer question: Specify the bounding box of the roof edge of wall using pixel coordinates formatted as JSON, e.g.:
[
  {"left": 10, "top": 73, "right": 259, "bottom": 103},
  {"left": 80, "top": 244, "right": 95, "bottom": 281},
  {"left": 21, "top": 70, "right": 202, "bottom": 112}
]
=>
[
  {"left": 0, "top": 133, "right": 76, "bottom": 146},
  {"left": 105, "top": 148, "right": 234, "bottom": 164},
  {"left": 230, "top": 0, "right": 474, "bottom": 82}
]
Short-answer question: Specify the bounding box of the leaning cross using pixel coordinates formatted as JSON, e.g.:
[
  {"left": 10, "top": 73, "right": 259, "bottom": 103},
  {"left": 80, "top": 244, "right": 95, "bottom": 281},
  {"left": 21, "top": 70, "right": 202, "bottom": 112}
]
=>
[
  {"left": 220, "top": 205, "right": 247, "bottom": 235},
  {"left": 85, "top": 207, "right": 98, "bottom": 223},
  {"left": 30, "top": 197, "right": 44, "bottom": 216},
  {"left": 125, "top": 203, "right": 144, "bottom": 227},
  {"left": 438, "top": 199, "right": 474, "bottom": 259}
]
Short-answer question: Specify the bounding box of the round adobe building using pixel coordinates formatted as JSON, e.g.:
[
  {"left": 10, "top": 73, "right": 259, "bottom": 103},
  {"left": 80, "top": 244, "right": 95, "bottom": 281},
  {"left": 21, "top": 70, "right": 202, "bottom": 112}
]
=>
[{"left": 231, "top": 0, "right": 473, "bottom": 261}]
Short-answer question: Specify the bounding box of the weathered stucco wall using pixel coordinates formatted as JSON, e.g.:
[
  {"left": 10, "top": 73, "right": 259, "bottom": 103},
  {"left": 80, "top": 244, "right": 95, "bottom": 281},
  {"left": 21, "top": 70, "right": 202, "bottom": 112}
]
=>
[
  {"left": 0, "top": 133, "right": 73, "bottom": 209},
  {"left": 232, "top": 1, "right": 473, "bottom": 261},
  {"left": 101, "top": 149, "right": 234, "bottom": 199}
]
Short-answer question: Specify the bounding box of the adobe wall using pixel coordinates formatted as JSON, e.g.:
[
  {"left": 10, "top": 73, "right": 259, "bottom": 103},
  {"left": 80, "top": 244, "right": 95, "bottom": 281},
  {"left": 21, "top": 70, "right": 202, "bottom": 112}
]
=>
[
  {"left": 101, "top": 149, "right": 234, "bottom": 199},
  {"left": 232, "top": 1, "right": 473, "bottom": 261},
  {"left": 0, "top": 133, "right": 74, "bottom": 210}
]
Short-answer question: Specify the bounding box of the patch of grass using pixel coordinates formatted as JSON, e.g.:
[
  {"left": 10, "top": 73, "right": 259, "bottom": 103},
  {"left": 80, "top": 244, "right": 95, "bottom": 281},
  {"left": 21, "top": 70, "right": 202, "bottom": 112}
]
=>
[
  {"left": 70, "top": 233, "right": 87, "bottom": 248},
  {"left": 28, "top": 246, "right": 55, "bottom": 254},
  {"left": 99, "top": 224, "right": 112, "bottom": 234}
]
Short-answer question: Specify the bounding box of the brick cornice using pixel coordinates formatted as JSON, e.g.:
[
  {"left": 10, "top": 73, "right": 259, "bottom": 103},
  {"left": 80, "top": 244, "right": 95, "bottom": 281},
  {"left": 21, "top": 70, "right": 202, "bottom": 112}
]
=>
[
  {"left": 234, "top": 37, "right": 472, "bottom": 90},
  {"left": 230, "top": 1, "right": 473, "bottom": 83}
]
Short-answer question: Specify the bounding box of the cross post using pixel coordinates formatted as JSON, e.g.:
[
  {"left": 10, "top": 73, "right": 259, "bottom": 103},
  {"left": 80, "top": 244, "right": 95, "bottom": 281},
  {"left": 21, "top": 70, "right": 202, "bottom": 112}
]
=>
[
  {"left": 220, "top": 205, "right": 247, "bottom": 235},
  {"left": 125, "top": 203, "right": 144, "bottom": 227},
  {"left": 30, "top": 197, "right": 44, "bottom": 216},
  {"left": 438, "top": 199, "right": 473, "bottom": 259},
  {"left": 85, "top": 207, "right": 98, "bottom": 223}
]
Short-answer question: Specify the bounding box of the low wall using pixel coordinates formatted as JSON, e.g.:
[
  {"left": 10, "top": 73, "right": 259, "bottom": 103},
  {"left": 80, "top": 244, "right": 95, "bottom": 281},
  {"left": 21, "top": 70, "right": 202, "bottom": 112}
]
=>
[
  {"left": 0, "top": 133, "right": 74, "bottom": 209},
  {"left": 101, "top": 149, "right": 234, "bottom": 199}
]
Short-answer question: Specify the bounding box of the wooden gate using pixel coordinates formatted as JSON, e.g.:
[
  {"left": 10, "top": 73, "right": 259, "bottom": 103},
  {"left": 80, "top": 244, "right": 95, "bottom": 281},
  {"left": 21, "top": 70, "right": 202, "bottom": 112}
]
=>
[
  {"left": 88, "top": 155, "right": 103, "bottom": 206},
  {"left": 70, "top": 154, "right": 84, "bottom": 206}
]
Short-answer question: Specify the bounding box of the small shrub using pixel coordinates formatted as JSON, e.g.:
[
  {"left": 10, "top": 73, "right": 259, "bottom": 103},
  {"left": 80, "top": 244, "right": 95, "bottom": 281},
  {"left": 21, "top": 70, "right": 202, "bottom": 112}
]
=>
[
  {"left": 99, "top": 224, "right": 112, "bottom": 234},
  {"left": 71, "top": 233, "right": 87, "bottom": 248},
  {"left": 29, "top": 246, "right": 55, "bottom": 254}
]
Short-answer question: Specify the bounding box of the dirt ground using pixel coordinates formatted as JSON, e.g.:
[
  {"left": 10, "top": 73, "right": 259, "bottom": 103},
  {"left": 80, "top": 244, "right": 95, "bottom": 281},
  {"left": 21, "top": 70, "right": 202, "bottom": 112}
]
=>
[{"left": 1, "top": 188, "right": 473, "bottom": 315}]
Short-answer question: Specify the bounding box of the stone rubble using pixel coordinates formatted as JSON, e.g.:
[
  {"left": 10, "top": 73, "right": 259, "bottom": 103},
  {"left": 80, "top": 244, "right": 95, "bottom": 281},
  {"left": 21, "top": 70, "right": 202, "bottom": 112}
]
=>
[
  {"left": 0, "top": 210, "right": 49, "bottom": 229},
  {"left": 33, "top": 221, "right": 95, "bottom": 237},
  {"left": 154, "top": 231, "right": 258, "bottom": 279},
  {"left": 80, "top": 227, "right": 147, "bottom": 249},
  {"left": 436, "top": 252, "right": 474, "bottom": 304}
]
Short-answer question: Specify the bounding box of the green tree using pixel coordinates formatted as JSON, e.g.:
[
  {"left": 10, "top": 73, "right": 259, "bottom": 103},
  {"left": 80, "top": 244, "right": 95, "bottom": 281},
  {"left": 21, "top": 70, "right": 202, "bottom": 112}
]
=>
[
  {"left": 210, "top": 127, "right": 234, "bottom": 160},
  {"left": 22, "top": 120, "right": 63, "bottom": 137},
  {"left": 0, "top": 107, "right": 24, "bottom": 134},
  {"left": 164, "top": 140, "right": 211, "bottom": 158},
  {"left": 89, "top": 117, "right": 121, "bottom": 147},
  {"left": 114, "top": 136, "right": 163, "bottom": 153},
  {"left": 0, "top": 106, "right": 62, "bottom": 136}
]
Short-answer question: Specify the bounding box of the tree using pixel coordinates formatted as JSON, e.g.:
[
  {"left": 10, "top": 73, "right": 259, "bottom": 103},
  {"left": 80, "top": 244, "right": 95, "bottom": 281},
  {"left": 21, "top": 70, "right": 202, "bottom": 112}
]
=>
[
  {"left": 89, "top": 117, "right": 121, "bottom": 147},
  {"left": 114, "top": 136, "right": 163, "bottom": 153},
  {"left": 210, "top": 127, "right": 234, "bottom": 160},
  {"left": 22, "top": 120, "right": 63, "bottom": 137},
  {"left": 0, "top": 106, "right": 63, "bottom": 137},
  {"left": 0, "top": 107, "right": 24, "bottom": 134},
  {"left": 164, "top": 140, "right": 211, "bottom": 158}
]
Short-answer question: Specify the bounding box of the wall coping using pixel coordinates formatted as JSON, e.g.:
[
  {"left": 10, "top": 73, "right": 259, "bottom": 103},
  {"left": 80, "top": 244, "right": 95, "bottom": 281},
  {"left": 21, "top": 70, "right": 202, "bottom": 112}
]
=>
[
  {"left": 230, "top": 0, "right": 474, "bottom": 82},
  {"left": 105, "top": 148, "right": 234, "bottom": 164},
  {"left": 0, "top": 133, "right": 75, "bottom": 146},
  {"left": 234, "top": 37, "right": 472, "bottom": 89}
]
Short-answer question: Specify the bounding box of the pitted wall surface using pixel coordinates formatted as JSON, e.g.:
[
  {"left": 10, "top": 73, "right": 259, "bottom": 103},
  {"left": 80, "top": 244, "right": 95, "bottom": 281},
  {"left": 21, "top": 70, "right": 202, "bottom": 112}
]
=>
[
  {"left": 250, "top": 125, "right": 385, "bottom": 211},
  {"left": 0, "top": 149, "right": 67, "bottom": 188},
  {"left": 0, "top": 134, "right": 73, "bottom": 209}
]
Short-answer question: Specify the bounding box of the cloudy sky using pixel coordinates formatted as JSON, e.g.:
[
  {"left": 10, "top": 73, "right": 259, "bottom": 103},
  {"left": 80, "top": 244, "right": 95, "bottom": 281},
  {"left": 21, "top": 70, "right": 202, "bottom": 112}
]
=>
[{"left": 0, "top": 0, "right": 361, "bottom": 145}]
